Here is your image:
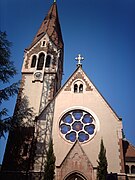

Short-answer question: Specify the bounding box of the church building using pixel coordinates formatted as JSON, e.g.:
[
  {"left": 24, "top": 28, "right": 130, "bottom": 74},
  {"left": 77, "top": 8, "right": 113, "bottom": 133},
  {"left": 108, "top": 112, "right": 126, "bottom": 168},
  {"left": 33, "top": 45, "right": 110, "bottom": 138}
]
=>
[{"left": 1, "top": 1, "right": 135, "bottom": 180}]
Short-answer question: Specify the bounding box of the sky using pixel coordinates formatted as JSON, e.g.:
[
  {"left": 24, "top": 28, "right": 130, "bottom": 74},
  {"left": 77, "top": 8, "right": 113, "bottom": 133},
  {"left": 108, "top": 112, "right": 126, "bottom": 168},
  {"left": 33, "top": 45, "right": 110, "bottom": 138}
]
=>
[{"left": 0, "top": 0, "right": 135, "bottom": 164}]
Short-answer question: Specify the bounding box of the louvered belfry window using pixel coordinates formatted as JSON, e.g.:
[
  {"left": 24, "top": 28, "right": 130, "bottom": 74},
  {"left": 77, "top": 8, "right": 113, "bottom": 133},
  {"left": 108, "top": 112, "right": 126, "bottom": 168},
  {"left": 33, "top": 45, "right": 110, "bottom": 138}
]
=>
[
  {"left": 45, "top": 55, "right": 51, "bottom": 68},
  {"left": 37, "top": 53, "right": 45, "bottom": 70},
  {"left": 31, "top": 55, "right": 37, "bottom": 68}
]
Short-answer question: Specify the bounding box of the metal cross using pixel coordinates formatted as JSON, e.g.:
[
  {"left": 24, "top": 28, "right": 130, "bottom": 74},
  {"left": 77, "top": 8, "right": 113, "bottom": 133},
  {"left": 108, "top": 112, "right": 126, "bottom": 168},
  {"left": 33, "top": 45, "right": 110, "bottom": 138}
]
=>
[{"left": 75, "top": 54, "right": 84, "bottom": 66}]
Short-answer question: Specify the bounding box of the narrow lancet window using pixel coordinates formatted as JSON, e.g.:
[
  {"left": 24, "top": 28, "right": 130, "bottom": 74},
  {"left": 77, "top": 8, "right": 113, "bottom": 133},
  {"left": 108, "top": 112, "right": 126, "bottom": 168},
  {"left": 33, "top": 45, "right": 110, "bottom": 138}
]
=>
[
  {"left": 45, "top": 55, "right": 51, "bottom": 68},
  {"left": 74, "top": 84, "right": 78, "bottom": 93},
  {"left": 79, "top": 84, "right": 83, "bottom": 93},
  {"left": 22, "top": 143, "right": 29, "bottom": 156},
  {"left": 125, "top": 165, "right": 129, "bottom": 174},
  {"left": 131, "top": 165, "right": 135, "bottom": 174},
  {"left": 31, "top": 55, "right": 37, "bottom": 68},
  {"left": 42, "top": 41, "right": 46, "bottom": 46},
  {"left": 37, "top": 53, "right": 45, "bottom": 70}
]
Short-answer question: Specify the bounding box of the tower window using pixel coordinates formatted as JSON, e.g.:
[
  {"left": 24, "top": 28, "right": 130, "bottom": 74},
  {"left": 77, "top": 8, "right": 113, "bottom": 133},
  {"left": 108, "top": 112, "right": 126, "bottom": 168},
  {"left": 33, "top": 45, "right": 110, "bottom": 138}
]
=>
[
  {"left": 45, "top": 55, "right": 51, "bottom": 68},
  {"left": 22, "top": 143, "right": 29, "bottom": 156},
  {"left": 125, "top": 165, "right": 129, "bottom": 174},
  {"left": 79, "top": 84, "right": 83, "bottom": 93},
  {"left": 31, "top": 55, "right": 37, "bottom": 68},
  {"left": 37, "top": 53, "right": 45, "bottom": 70},
  {"left": 131, "top": 165, "right": 135, "bottom": 174},
  {"left": 42, "top": 41, "right": 46, "bottom": 46},
  {"left": 74, "top": 84, "right": 78, "bottom": 93}
]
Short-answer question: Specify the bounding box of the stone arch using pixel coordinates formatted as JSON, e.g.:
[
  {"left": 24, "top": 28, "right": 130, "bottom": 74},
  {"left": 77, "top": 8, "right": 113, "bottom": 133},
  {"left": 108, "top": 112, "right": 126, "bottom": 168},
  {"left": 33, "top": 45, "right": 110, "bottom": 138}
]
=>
[{"left": 64, "top": 171, "right": 87, "bottom": 180}]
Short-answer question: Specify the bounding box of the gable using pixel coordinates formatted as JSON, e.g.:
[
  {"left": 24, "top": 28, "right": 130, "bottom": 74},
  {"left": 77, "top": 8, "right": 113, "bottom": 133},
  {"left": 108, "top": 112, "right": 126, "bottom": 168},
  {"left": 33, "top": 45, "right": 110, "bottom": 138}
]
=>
[
  {"left": 59, "top": 66, "right": 120, "bottom": 120},
  {"left": 56, "top": 141, "right": 94, "bottom": 180},
  {"left": 38, "top": 65, "right": 120, "bottom": 121},
  {"left": 64, "top": 70, "right": 93, "bottom": 91},
  {"left": 52, "top": 66, "right": 123, "bottom": 172}
]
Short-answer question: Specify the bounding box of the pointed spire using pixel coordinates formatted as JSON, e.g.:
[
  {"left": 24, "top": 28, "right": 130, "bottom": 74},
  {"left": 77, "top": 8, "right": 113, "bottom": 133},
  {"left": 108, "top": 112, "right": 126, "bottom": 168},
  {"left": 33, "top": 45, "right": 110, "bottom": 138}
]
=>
[{"left": 27, "top": 2, "right": 63, "bottom": 50}]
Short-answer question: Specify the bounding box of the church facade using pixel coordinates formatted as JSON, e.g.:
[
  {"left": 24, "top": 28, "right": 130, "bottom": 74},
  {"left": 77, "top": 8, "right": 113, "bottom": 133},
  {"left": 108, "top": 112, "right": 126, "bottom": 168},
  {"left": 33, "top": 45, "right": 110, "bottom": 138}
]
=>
[{"left": 1, "top": 2, "right": 135, "bottom": 180}]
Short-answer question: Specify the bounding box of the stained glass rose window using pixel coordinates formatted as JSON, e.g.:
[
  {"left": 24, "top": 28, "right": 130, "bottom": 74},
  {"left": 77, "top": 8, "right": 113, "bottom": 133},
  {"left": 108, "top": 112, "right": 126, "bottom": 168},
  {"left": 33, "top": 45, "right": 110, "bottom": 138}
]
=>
[{"left": 59, "top": 109, "right": 97, "bottom": 143}]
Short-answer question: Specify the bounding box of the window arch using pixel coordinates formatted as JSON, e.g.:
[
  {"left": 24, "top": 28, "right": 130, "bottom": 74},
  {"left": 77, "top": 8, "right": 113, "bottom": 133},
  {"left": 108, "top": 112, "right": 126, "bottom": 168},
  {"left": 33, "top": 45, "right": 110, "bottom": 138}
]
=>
[
  {"left": 73, "top": 80, "right": 84, "bottom": 93},
  {"left": 37, "top": 53, "right": 45, "bottom": 70},
  {"left": 31, "top": 55, "right": 37, "bottom": 68},
  {"left": 79, "top": 84, "right": 83, "bottom": 93},
  {"left": 74, "top": 84, "right": 78, "bottom": 93},
  {"left": 65, "top": 172, "right": 87, "bottom": 180},
  {"left": 45, "top": 55, "right": 51, "bottom": 68},
  {"left": 131, "top": 165, "right": 135, "bottom": 174},
  {"left": 42, "top": 41, "right": 46, "bottom": 46}
]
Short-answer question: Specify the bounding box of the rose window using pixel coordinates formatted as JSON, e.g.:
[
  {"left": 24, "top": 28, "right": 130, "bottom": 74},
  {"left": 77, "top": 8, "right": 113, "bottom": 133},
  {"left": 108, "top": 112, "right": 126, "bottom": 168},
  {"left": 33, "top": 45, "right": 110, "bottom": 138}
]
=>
[{"left": 59, "top": 109, "right": 97, "bottom": 143}]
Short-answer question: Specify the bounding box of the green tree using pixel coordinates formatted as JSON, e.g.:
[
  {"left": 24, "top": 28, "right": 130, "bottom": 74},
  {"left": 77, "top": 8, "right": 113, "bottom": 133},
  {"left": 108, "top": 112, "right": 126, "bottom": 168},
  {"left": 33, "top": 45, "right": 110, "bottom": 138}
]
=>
[
  {"left": 97, "top": 139, "right": 108, "bottom": 180},
  {"left": 0, "top": 31, "right": 19, "bottom": 138},
  {"left": 44, "top": 138, "right": 56, "bottom": 180}
]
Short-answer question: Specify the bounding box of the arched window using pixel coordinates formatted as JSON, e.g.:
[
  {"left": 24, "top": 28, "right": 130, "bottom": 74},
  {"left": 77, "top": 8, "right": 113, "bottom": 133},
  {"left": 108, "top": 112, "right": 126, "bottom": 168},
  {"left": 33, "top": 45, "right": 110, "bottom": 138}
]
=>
[
  {"left": 22, "top": 143, "right": 29, "bottom": 156},
  {"left": 79, "top": 84, "right": 83, "bottom": 93},
  {"left": 37, "top": 53, "right": 45, "bottom": 70},
  {"left": 125, "top": 165, "right": 129, "bottom": 174},
  {"left": 65, "top": 172, "right": 87, "bottom": 180},
  {"left": 131, "top": 165, "right": 135, "bottom": 174},
  {"left": 42, "top": 41, "right": 46, "bottom": 46},
  {"left": 45, "top": 55, "right": 51, "bottom": 68},
  {"left": 31, "top": 55, "right": 37, "bottom": 68},
  {"left": 74, "top": 84, "right": 78, "bottom": 93},
  {"left": 73, "top": 81, "right": 84, "bottom": 93}
]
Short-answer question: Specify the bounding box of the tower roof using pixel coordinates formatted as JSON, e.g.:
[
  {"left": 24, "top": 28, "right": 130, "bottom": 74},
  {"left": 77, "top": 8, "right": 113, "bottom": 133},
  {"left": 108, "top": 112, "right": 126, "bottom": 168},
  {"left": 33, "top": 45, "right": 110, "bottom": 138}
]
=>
[{"left": 27, "top": 2, "right": 63, "bottom": 50}]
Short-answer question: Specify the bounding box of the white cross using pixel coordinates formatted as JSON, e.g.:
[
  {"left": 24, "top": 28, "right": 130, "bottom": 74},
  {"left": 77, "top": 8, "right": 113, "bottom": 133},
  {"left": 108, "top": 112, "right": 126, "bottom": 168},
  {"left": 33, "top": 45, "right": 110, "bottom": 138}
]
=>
[{"left": 75, "top": 54, "right": 84, "bottom": 66}]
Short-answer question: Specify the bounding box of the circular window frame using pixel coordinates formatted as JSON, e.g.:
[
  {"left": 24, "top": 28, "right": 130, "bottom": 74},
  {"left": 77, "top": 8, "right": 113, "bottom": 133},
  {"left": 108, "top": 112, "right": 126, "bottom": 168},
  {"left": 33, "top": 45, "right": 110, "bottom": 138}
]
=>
[{"left": 59, "top": 106, "right": 100, "bottom": 144}]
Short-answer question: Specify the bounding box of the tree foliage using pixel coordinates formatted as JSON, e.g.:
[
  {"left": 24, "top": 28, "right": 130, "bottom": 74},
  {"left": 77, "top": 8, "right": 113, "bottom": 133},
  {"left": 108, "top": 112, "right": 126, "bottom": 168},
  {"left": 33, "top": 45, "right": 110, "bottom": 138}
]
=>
[
  {"left": 44, "top": 138, "right": 56, "bottom": 180},
  {"left": 0, "top": 31, "right": 19, "bottom": 137},
  {"left": 97, "top": 139, "right": 108, "bottom": 180},
  {"left": 12, "top": 95, "right": 35, "bottom": 127},
  {"left": 0, "top": 31, "right": 35, "bottom": 138}
]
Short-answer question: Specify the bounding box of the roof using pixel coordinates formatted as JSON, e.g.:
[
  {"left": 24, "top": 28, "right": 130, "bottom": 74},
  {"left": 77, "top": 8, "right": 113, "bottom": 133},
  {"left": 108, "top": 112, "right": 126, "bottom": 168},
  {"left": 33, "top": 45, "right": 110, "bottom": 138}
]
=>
[
  {"left": 123, "top": 139, "right": 135, "bottom": 161},
  {"left": 27, "top": 2, "right": 63, "bottom": 50}
]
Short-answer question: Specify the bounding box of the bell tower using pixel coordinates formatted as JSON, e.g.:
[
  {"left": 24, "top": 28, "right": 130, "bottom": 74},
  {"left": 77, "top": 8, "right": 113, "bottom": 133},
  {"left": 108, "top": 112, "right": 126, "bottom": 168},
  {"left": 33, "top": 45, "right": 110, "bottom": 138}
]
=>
[
  {"left": 22, "top": 1, "right": 63, "bottom": 114},
  {"left": 1, "top": 2, "right": 64, "bottom": 179}
]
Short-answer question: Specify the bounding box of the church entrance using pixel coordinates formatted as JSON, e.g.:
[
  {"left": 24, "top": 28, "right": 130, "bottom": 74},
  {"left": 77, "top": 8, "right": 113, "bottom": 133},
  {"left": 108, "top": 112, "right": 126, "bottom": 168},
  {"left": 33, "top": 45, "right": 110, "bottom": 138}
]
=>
[{"left": 65, "top": 172, "right": 87, "bottom": 180}]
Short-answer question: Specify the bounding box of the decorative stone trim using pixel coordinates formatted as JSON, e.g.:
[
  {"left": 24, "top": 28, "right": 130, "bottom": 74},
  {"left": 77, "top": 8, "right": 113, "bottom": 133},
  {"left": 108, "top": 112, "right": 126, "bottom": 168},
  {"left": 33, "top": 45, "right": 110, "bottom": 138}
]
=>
[
  {"left": 64, "top": 71, "right": 93, "bottom": 91},
  {"left": 56, "top": 142, "right": 95, "bottom": 180},
  {"left": 118, "top": 139, "right": 125, "bottom": 173}
]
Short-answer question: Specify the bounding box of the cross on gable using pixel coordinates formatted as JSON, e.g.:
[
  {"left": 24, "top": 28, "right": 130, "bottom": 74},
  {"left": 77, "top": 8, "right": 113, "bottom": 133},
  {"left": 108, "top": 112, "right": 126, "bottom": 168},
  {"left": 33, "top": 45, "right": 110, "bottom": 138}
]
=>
[{"left": 75, "top": 54, "right": 84, "bottom": 66}]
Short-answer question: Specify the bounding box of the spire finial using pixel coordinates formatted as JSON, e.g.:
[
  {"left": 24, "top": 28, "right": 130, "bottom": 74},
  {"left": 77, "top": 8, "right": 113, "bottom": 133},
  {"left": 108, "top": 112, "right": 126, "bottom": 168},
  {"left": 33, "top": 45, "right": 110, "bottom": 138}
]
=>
[
  {"left": 54, "top": 0, "right": 56, "bottom": 2},
  {"left": 75, "top": 54, "right": 84, "bottom": 67}
]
